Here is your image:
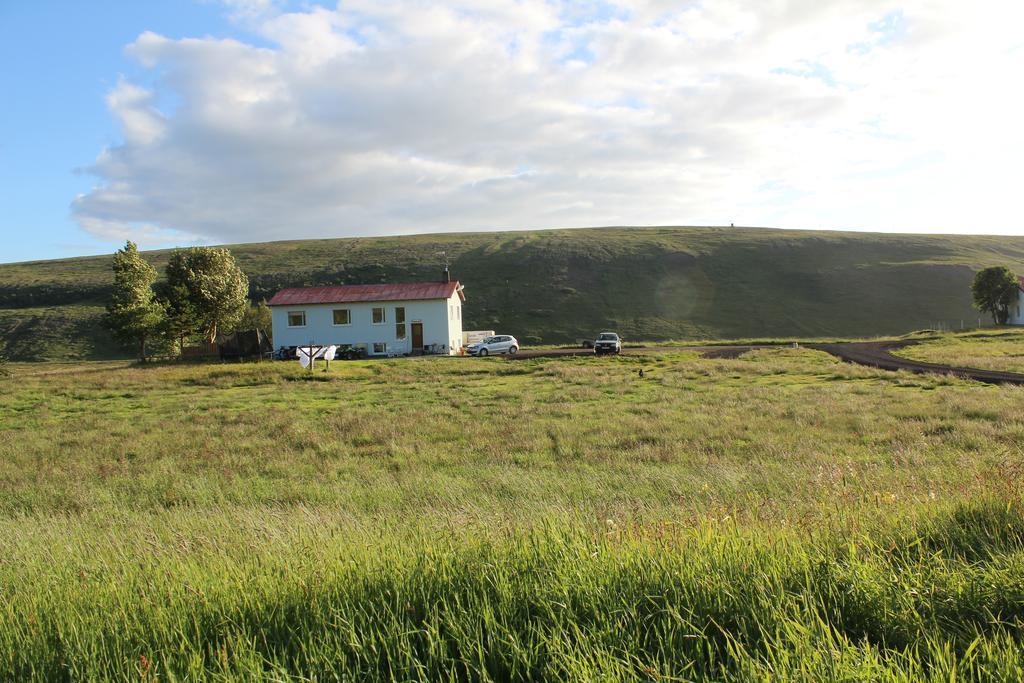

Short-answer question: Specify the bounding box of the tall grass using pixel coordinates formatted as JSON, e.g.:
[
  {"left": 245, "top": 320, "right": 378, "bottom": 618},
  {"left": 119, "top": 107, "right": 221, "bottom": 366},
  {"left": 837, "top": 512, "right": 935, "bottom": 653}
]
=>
[
  {"left": 2, "top": 349, "right": 1024, "bottom": 679},
  {"left": 2, "top": 350, "right": 1021, "bottom": 521},
  {"left": 0, "top": 501, "right": 1021, "bottom": 680}
]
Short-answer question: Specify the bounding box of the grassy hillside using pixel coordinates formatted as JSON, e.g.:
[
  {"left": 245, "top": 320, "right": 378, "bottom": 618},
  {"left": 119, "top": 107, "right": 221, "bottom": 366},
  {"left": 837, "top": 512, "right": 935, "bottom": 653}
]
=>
[
  {"left": 4, "top": 226, "right": 1024, "bottom": 360},
  {"left": 2, "top": 348, "right": 1023, "bottom": 678}
]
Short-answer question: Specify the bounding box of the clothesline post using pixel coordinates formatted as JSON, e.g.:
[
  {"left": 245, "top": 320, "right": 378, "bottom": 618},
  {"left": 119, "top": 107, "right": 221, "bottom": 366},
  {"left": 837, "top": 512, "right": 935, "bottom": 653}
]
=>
[{"left": 298, "top": 343, "right": 335, "bottom": 372}]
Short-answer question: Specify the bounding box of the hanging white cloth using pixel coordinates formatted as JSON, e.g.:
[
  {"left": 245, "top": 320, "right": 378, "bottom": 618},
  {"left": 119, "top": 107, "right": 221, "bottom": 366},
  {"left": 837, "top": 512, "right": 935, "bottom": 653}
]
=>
[{"left": 296, "top": 345, "right": 328, "bottom": 368}]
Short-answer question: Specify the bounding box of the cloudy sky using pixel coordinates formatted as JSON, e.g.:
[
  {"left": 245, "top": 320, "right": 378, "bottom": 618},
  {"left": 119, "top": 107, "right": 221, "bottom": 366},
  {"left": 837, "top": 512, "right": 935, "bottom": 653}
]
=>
[{"left": 2, "top": 0, "right": 1023, "bottom": 263}]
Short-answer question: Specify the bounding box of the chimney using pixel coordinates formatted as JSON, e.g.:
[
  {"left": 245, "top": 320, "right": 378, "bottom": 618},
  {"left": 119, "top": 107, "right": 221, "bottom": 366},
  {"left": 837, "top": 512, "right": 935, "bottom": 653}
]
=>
[{"left": 443, "top": 265, "right": 451, "bottom": 282}]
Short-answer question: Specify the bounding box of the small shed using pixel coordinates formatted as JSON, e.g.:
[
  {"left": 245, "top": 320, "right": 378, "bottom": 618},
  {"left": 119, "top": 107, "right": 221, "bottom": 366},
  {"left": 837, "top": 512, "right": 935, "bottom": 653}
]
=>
[{"left": 217, "top": 329, "right": 273, "bottom": 360}]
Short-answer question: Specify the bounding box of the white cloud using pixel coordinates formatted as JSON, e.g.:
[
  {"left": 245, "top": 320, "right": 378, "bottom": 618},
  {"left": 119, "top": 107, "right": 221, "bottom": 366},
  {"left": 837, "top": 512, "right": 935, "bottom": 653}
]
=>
[
  {"left": 72, "top": 0, "right": 1024, "bottom": 245},
  {"left": 105, "top": 78, "right": 167, "bottom": 146}
]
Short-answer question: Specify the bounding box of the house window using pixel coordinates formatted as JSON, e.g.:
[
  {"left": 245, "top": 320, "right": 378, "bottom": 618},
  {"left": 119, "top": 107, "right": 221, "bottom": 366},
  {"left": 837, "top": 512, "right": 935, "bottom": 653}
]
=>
[
  {"left": 394, "top": 307, "right": 406, "bottom": 339},
  {"left": 373, "top": 342, "right": 387, "bottom": 354},
  {"left": 287, "top": 311, "right": 306, "bottom": 327},
  {"left": 372, "top": 307, "right": 386, "bottom": 324},
  {"left": 332, "top": 309, "right": 351, "bottom": 325}
]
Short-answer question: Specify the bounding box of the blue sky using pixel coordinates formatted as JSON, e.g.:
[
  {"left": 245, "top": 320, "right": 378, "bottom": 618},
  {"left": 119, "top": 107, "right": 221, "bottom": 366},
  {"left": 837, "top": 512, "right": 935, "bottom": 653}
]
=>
[
  {"left": 2, "top": 1, "right": 1023, "bottom": 264},
  {"left": 0, "top": 1, "right": 236, "bottom": 262}
]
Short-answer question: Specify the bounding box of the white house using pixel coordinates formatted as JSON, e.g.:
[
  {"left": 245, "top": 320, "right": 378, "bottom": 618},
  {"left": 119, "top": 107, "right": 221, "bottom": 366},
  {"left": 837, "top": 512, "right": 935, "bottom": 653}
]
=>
[
  {"left": 1010, "top": 276, "right": 1024, "bottom": 325},
  {"left": 268, "top": 277, "right": 465, "bottom": 356}
]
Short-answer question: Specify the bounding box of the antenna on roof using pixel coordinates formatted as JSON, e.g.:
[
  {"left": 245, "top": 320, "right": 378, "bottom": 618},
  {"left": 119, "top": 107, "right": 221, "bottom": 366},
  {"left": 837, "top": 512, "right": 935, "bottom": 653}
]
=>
[{"left": 439, "top": 250, "right": 451, "bottom": 282}]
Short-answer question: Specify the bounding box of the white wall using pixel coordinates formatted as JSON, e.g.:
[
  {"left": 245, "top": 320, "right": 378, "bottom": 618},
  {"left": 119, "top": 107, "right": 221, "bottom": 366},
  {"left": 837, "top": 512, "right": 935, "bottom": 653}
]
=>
[
  {"left": 446, "top": 292, "right": 464, "bottom": 354},
  {"left": 1009, "top": 290, "right": 1024, "bottom": 326},
  {"left": 271, "top": 298, "right": 464, "bottom": 355}
]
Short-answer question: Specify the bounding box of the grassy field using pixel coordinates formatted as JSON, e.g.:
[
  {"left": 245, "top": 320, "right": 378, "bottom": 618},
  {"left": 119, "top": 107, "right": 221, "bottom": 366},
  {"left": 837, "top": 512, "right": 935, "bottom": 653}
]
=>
[
  {"left": 4, "top": 225, "right": 1024, "bottom": 360},
  {"left": 895, "top": 327, "right": 1024, "bottom": 375},
  {"left": 2, "top": 344, "right": 1024, "bottom": 679}
]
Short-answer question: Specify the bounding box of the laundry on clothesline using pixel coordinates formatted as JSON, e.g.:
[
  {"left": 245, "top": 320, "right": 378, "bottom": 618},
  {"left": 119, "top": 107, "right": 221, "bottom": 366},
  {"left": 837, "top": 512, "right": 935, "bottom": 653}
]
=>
[{"left": 296, "top": 345, "right": 338, "bottom": 368}]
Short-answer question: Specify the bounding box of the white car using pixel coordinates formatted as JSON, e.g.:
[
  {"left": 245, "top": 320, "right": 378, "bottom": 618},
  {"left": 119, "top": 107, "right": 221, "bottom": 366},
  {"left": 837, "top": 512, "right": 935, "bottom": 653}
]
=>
[
  {"left": 593, "top": 332, "right": 622, "bottom": 354},
  {"left": 467, "top": 334, "right": 519, "bottom": 356}
]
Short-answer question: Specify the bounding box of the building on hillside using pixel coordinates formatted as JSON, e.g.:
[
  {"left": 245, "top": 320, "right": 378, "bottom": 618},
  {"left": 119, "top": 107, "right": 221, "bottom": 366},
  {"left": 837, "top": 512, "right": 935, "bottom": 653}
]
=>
[
  {"left": 268, "top": 271, "right": 465, "bottom": 356},
  {"left": 1010, "top": 276, "right": 1024, "bottom": 325}
]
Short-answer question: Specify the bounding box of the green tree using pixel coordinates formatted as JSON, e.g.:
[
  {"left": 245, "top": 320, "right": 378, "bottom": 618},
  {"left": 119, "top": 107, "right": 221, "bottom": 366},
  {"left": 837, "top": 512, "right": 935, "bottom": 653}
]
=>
[
  {"left": 159, "top": 250, "right": 202, "bottom": 352},
  {"left": 163, "top": 247, "right": 250, "bottom": 343},
  {"left": 971, "top": 266, "right": 1019, "bottom": 325},
  {"left": 104, "top": 241, "right": 166, "bottom": 361},
  {"left": 237, "top": 299, "right": 273, "bottom": 338}
]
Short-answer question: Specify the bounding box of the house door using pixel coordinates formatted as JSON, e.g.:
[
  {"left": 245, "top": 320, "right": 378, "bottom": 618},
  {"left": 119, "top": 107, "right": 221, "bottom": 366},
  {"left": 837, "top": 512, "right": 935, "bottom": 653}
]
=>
[{"left": 411, "top": 322, "right": 424, "bottom": 351}]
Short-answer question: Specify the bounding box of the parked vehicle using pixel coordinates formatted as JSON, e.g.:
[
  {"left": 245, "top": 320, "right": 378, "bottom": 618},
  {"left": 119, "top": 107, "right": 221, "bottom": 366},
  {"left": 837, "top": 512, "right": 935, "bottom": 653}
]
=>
[
  {"left": 576, "top": 338, "right": 595, "bottom": 349},
  {"left": 337, "top": 345, "right": 366, "bottom": 360},
  {"left": 593, "top": 332, "right": 622, "bottom": 354},
  {"left": 467, "top": 334, "right": 519, "bottom": 356}
]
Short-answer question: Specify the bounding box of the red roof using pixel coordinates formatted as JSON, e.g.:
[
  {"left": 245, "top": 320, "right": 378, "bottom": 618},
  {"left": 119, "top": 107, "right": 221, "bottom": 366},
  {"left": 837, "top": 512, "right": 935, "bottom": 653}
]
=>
[
  {"left": 1019, "top": 276, "right": 1024, "bottom": 292},
  {"left": 268, "top": 281, "right": 464, "bottom": 306}
]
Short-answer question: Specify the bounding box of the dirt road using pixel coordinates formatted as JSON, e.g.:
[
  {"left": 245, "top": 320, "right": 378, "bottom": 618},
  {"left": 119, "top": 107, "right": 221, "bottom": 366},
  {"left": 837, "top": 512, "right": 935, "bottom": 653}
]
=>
[
  {"left": 808, "top": 340, "right": 1024, "bottom": 385},
  {"left": 510, "top": 345, "right": 771, "bottom": 360},
  {"left": 510, "top": 340, "right": 1024, "bottom": 385}
]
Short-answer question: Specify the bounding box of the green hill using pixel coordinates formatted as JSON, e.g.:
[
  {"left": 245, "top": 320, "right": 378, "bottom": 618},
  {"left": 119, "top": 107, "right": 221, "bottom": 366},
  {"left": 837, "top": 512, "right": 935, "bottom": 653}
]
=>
[{"left": 3, "top": 226, "right": 1024, "bottom": 360}]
